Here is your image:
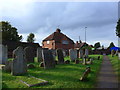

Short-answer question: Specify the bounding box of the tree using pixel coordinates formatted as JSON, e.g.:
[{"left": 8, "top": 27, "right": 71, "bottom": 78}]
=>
[
  {"left": 116, "top": 19, "right": 120, "bottom": 38},
  {"left": 108, "top": 42, "right": 115, "bottom": 49},
  {"left": 94, "top": 42, "right": 101, "bottom": 49},
  {"left": 27, "top": 33, "right": 35, "bottom": 43},
  {"left": 0, "top": 21, "right": 22, "bottom": 42}
]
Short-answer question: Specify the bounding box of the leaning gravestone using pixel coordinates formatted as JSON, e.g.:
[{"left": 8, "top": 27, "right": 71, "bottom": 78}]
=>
[
  {"left": 37, "top": 47, "right": 43, "bottom": 62},
  {"left": 0, "top": 45, "right": 8, "bottom": 64},
  {"left": 24, "top": 46, "right": 34, "bottom": 63},
  {"left": 56, "top": 49, "right": 64, "bottom": 64},
  {"left": 11, "top": 46, "right": 27, "bottom": 76},
  {"left": 42, "top": 50, "right": 55, "bottom": 69},
  {"left": 79, "top": 50, "right": 83, "bottom": 59},
  {"left": 69, "top": 49, "right": 77, "bottom": 61}
]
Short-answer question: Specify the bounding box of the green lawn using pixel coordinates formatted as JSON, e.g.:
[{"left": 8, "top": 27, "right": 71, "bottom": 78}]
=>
[
  {"left": 2, "top": 55, "right": 103, "bottom": 88},
  {"left": 108, "top": 55, "right": 120, "bottom": 82}
]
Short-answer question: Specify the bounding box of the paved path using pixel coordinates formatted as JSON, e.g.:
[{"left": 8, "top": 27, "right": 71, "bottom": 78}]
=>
[{"left": 96, "top": 55, "right": 118, "bottom": 88}]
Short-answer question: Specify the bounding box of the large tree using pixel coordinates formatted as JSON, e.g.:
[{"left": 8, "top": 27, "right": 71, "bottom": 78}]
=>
[
  {"left": 94, "top": 42, "right": 101, "bottom": 49},
  {"left": 27, "top": 33, "right": 35, "bottom": 43},
  {"left": 0, "top": 21, "right": 22, "bottom": 42},
  {"left": 108, "top": 42, "right": 115, "bottom": 49},
  {"left": 116, "top": 19, "right": 120, "bottom": 38}
]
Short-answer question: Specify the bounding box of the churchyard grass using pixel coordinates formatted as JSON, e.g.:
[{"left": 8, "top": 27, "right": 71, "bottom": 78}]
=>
[
  {"left": 2, "top": 55, "right": 103, "bottom": 88},
  {"left": 108, "top": 55, "right": 120, "bottom": 82}
]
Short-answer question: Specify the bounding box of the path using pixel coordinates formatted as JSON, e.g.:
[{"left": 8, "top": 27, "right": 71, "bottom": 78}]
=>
[{"left": 96, "top": 55, "right": 118, "bottom": 88}]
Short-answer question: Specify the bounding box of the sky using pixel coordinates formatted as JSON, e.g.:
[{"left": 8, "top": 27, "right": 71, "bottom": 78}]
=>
[{"left": 1, "top": 0, "right": 119, "bottom": 47}]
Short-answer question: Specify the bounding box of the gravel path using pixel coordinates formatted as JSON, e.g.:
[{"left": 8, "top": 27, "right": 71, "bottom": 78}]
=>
[{"left": 96, "top": 55, "right": 118, "bottom": 88}]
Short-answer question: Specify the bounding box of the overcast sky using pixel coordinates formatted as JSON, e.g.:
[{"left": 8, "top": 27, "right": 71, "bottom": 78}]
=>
[{"left": 1, "top": 0, "right": 119, "bottom": 47}]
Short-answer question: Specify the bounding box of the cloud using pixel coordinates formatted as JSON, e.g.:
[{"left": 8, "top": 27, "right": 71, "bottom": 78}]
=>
[{"left": 1, "top": 2, "right": 118, "bottom": 47}]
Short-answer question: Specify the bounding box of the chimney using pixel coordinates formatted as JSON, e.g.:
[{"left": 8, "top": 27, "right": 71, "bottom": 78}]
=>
[
  {"left": 56, "top": 28, "right": 61, "bottom": 33},
  {"left": 76, "top": 41, "right": 79, "bottom": 44}
]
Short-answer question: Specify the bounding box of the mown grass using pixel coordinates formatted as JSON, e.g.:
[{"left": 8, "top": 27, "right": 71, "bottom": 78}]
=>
[
  {"left": 2, "top": 55, "right": 103, "bottom": 88},
  {"left": 108, "top": 55, "right": 120, "bottom": 82}
]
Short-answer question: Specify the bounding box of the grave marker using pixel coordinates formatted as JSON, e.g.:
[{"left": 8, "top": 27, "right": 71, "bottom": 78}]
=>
[{"left": 56, "top": 49, "right": 64, "bottom": 64}]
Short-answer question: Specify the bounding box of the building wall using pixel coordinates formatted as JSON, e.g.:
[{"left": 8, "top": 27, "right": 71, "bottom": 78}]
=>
[{"left": 42, "top": 40, "right": 55, "bottom": 49}]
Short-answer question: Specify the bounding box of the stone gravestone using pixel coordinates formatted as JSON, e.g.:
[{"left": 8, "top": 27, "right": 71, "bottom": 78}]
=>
[
  {"left": 37, "top": 47, "right": 43, "bottom": 62},
  {"left": 56, "top": 49, "right": 64, "bottom": 64},
  {"left": 11, "top": 46, "right": 27, "bottom": 76},
  {"left": 50, "top": 49, "right": 56, "bottom": 61},
  {"left": 85, "top": 49, "right": 89, "bottom": 58},
  {"left": 24, "top": 46, "right": 34, "bottom": 63},
  {"left": 0, "top": 45, "right": 8, "bottom": 64},
  {"left": 80, "top": 66, "right": 91, "bottom": 81},
  {"left": 42, "top": 50, "right": 55, "bottom": 69},
  {"left": 83, "top": 56, "right": 87, "bottom": 65},
  {"left": 79, "top": 49, "right": 83, "bottom": 59},
  {"left": 115, "top": 50, "right": 118, "bottom": 56},
  {"left": 97, "top": 56, "right": 100, "bottom": 60},
  {"left": 69, "top": 49, "right": 77, "bottom": 62}
]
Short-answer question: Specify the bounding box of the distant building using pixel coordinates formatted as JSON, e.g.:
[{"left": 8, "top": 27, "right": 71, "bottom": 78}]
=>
[{"left": 42, "top": 28, "right": 74, "bottom": 50}]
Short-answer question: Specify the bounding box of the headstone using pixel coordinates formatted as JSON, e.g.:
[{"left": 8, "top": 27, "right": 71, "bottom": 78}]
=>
[
  {"left": 0, "top": 45, "right": 8, "bottom": 64},
  {"left": 39, "top": 62, "right": 44, "bottom": 67},
  {"left": 24, "top": 46, "right": 34, "bottom": 63},
  {"left": 11, "top": 46, "right": 27, "bottom": 76},
  {"left": 80, "top": 66, "right": 91, "bottom": 81},
  {"left": 42, "top": 50, "right": 55, "bottom": 69},
  {"left": 85, "top": 49, "right": 89, "bottom": 57},
  {"left": 69, "top": 49, "right": 77, "bottom": 61},
  {"left": 37, "top": 47, "right": 43, "bottom": 62},
  {"left": 56, "top": 49, "right": 64, "bottom": 64},
  {"left": 64, "top": 60, "right": 70, "bottom": 64},
  {"left": 50, "top": 49, "right": 56, "bottom": 61},
  {"left": 97, "top": 56, "right": 100, "bottom": 60},
  {"left": 75, "top": 60, "right": 79, "bottom": 64},
  {"left": 79, "top": 50, "right": 83, "bottom": 59},
  {"left": 118, "top": 53, "right": 120, "bottom": 60},
  {"left": 4, "top": 61, "right": 12, "bottom": 72},
  {"left": 111, "top": 50, "right": 115, "bottom": 57},
  {"left": 82, "top": 56, "right": 87, "bottom": 65},
  {"left": 27, "top": 64, "right": 35, "bottom": 69}
]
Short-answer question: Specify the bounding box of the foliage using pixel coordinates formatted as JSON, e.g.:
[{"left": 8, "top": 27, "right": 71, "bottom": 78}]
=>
[
  {"left": 116, "top": 19, "right": 120, "bottom": 38},
  {"left": 27, "top": 33, "right": 35, "bottom": 43},
  {"left": 108, "top": 42, "right": 115, "bottom": 49},
  {"left": 0, "top": 21, "right": 22, "bottom": 42},
  {"left": 94, "top": 42, "right": 101, "bottom": 49},
  {"left": 2, "top": 55, "right": 103, "bottom": 88}
]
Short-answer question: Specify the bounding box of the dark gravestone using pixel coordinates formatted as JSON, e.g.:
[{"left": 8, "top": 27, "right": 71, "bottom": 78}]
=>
[
  {"left": 11, "top": 46, "right": 27, "bottom": 76},
  {"left": 56, "top": 49, "right": 64, "bottom": 64},
  {"left": 75, "top": 60, "right": 79, "bottom": 64},
  {"left": 98, "top": 56, "right": 100, "bottom": 60},
  {"left": 37, "top": 47, "right": 43, "bottom": 62},
  {"left": 80, "top": 66, "right": 91, "bottom": 81},
  {"left": 64, "top": 60, "right": 70, "bottom": 64},
  {"left": 55, "top": 60, "right": 58, "bottom": 65},
  {"left": 39, "top": 62, "right": 44, "bottom": 67},
  {"left": 42, "top": 50, "right": 55, "bottom": 69},
  {"left": 24, "top": 46, "right": 34, "bottom": 63},
  {"left": 4, "top": 61, "right": 12, "bottom": 72}
]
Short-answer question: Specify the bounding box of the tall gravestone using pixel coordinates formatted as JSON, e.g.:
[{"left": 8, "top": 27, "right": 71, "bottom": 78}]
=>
[
  {"left": 37, "top": 47, "right": 43, "bottom": 62},
  {"left": 79, "top": 49, "right": 83, "bottom": 59},
  {"left": 56, "top": 49, "right": 64, "bottom": 64},
  {"left": 69, "top": 49, "right": 77, "bottom": 61},
  {"left": 0, "top": 45, "right": 8, "bottom": 64},
  {"left": 42, "top": 50, "right": 55, "bottom": 69},
  {"left": 11, "top": 46, "right": 27, "bottom": 76},
  {"left": 50, "top": 49, "right": 56, "bottom": 61},
  {"left": 85, "top": 49, "right": 89, "bottom": 57},
  {"left": 24, "top": 46, "right": 34, "bottom": 63}
]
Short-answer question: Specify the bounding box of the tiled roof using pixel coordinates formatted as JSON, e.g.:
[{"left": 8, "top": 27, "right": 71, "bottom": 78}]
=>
[{"left": 43, "top": 29, "right": 74, "bottom": 44}]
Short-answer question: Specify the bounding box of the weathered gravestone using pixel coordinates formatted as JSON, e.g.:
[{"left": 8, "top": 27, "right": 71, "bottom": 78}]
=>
[
  {"left": 37, "top": 47, "right": 43, "bottom": 62},
  {"left": 85, "top": 49, "right": 89, "bottom": 58},
  {"left": 11, "top": 46, "right": 27, "bottom": 76},
  {"left": 82, "top": 56, "right": 87, "bottom": 65},
  {"left": 69, "top": 49, "right": 77, "bottom": 62},
  {"left": 56, "top": 49, "right": 64, "bottom": 64},
  {"left": 42, "top": 50, "right": 55, "bottom": 69},
  {"left": 0, "top": 44, "right": 8, "bottom": 64},
  {"left": 79, "top": 49, "right": 83, "bottom": 59},
  {"left": 24, "top": 46, "right": 34, "bottom": 63},
  {"left": 50, "top": 49, "right": 56, "bottom": 61},
  {"left": 80, "top": 66, "right": 91, "bottom": 81}
]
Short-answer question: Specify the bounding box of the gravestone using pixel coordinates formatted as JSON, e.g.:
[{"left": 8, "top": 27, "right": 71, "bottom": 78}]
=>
[
  {"left": 75, "top": 60, "right": 79, "bottom": 64},
  {"left": 42, "top": 50, "right": 55, "bottom": 69},
  {"left": 64, "top": 60, "right": 70, "bottom": 64},
  {"left": 118, "top": 53, "right": 120, "bottom": 60},
  {"left": 69, "top": 49, "right": 77, "bottom": 61},
  {"left": 83, "top": 56, "right": 87, "bottom": 65},
  {"left": 37, "top": 47, "right": 43, "bottom": 62},
  {"left": 24, "top": 46, "right": 34, "bottom": 63},
  {"left": 111, "top": 50, "right": 115, "bottom": 57},
  {"left": 39, "top": 62, "right": 44, "bottom": 67},
  {"left": 11, "top": 46, "right": 27, "bottom": 76},
  {"left": 79, "top": 50, "right": 83, "bottom": 59},
  {"left": 0, "top": 45, "right": 8, "bottom": 64},
  {"left": 63, "top": 50, "right": 66, "bottom": 57},
  {"left": 56, "top": 49, "right": 64, "bottom": 64},
  {"left": 50, "top": 49, "right": 56, "bottom": 61},
  {"left": 80, "top": 66, "right": 91, "bottom": 81},
  {"left": 115, "top": 50, "right": 118, "bottom": 56},
  {"left": 27, "top": 64, "right": 35, "bottom": 69},
  {"left": 98, "top": 56, "right": 100, "bottom": 60},
  {"left": 85, "top": 49, "right": 89, "bottom": 58}
]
